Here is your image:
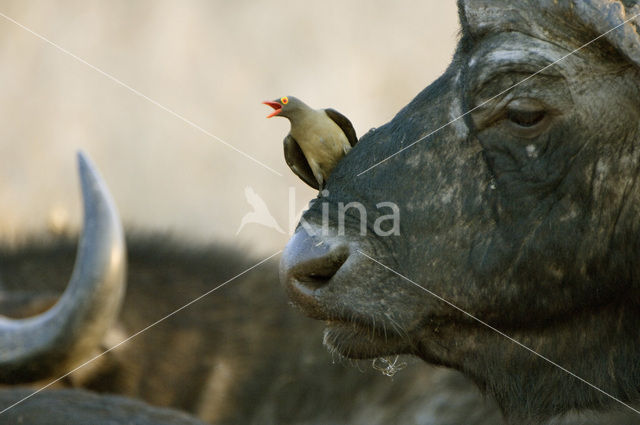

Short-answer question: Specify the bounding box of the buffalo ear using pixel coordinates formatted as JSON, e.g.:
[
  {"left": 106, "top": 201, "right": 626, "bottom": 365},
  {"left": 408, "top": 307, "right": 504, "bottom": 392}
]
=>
[
  {"left": 283, "top": 135, "right": 320, "bottom": 190},
  {"left": 574, "top": 0, "right": 640, "bottom": 69}
]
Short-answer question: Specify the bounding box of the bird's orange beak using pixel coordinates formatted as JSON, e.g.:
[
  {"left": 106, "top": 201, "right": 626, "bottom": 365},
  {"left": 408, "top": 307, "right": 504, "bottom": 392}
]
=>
[{"left": 263, "top": 101, "right": 282, "bottom": 118}]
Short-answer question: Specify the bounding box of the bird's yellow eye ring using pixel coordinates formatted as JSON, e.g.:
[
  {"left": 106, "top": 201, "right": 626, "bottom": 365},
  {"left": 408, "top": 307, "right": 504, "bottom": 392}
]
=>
[{"left": 281, "top": 96, "right": 289, "bottom": 105}]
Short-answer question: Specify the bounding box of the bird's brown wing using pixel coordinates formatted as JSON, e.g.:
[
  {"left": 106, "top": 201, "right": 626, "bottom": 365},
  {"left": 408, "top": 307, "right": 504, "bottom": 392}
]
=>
[
  {"left": 324, "top": 108, "right": 358, "bottom": 147},
  {"left": 283, "top": 134, "right": 320, "bottom": 190}
]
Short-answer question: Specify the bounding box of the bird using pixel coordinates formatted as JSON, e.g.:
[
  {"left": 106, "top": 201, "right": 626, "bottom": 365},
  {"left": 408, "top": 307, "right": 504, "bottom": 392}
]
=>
[{"left": 263, "top": 96, "right": 357, "bottom": 190}]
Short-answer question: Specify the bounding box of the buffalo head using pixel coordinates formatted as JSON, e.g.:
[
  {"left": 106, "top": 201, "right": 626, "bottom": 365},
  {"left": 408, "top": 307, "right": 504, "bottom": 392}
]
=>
[{"left": 281, "top": 0, "right": 640, "bottom": 422}]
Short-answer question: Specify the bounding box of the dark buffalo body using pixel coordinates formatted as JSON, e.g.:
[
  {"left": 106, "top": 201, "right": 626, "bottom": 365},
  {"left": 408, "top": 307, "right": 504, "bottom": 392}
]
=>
[{"left": 0, "top": 388, "right": 209, "bottom": 425}]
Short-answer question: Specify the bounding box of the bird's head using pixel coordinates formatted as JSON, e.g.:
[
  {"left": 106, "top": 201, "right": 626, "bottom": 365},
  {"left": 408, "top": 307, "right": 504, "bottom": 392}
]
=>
[{"left": 262, "top": 96, "right": 306, "bottom": 119}]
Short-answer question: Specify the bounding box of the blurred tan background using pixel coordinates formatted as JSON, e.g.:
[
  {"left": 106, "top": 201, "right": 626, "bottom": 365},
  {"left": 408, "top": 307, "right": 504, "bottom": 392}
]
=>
[{"left": 0, "top": 1, "right": 459, "bottom": 253}]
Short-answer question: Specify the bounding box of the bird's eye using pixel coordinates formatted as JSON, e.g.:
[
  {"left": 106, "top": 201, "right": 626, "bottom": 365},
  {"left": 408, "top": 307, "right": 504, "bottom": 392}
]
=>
[{"left": 281, "top": 97, "right": 289, "bottom": 105}]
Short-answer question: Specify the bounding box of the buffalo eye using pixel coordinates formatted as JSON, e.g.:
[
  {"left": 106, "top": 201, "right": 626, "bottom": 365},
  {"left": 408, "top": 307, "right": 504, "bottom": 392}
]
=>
[
  {"left": 504, "top": 98, "right": 550, "bottom": 137},
  {"left": 507, "top": 109, "right": 545, "bottom": 127}
]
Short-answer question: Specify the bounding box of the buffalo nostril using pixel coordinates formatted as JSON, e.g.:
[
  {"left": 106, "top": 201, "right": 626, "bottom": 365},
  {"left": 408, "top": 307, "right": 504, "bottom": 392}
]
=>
[
  {"left": 293, "top": 244, "right": 349, "bottom": 290},
  {"left": 281, "top": 230, "right": 350, "bottom": 292}
]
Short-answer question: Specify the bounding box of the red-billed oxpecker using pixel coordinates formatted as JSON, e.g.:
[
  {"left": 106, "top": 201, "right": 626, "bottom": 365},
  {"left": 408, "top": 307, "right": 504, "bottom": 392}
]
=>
[{"left": 263, "top": 96, "right": 357, "bottom": 190}]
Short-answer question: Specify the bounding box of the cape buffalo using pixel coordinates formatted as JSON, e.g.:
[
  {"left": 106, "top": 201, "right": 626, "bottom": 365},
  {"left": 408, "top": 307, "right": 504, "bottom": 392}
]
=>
[{"left": 281, "top": 1, "right": 640, "bottom": 423}]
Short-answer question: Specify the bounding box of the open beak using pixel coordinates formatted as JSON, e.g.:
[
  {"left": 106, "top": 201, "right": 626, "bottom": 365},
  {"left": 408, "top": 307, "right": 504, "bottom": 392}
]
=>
[{"left": 263, "top": 101, "right": 282, "bottom": 118}]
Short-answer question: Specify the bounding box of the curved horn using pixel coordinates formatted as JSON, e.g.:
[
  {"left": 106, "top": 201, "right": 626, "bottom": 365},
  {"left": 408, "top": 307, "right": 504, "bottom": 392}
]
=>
[
  {"left": 573, "top": 0, "right": 640, "bottom": 68},
  {"left": 0, "top": 151, "right": 126, "bottom": 383}
]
